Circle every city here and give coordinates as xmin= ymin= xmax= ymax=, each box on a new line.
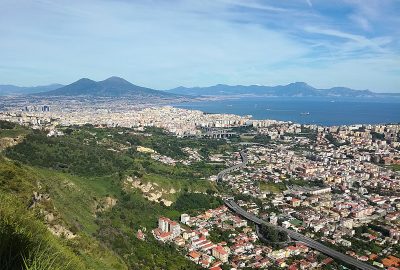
xmin=1 ymin=102 xmax=398 ymax=269
xmin=1 ymin=1 xmax=400 ymax=270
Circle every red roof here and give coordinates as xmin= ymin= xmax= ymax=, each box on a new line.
xmin=188 ymin=251 xmax=201 ymax=259
xmin=214 ymin=245 xmax=228 ymax=255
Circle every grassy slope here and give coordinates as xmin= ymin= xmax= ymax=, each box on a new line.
xmin=0 ymin=156 xmax=127 ymax=269
xmin=0 ymin=192 xmax=85 ymax=270
xmin=1 ymin=125 xmax=226 ymax=269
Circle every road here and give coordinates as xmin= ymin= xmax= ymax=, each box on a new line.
xmin=218 ymin=146 xmax=379 ymax=270
xmin=217 ymin=150 xmax=248 ymax=182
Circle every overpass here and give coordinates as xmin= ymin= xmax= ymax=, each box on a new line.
xmin=225 ymin=199 xmax=379 ymax=270
xmin=217 ymin=150 xmax=248 ymax=182
xmin=218 ymin=145 xmax=379 ymax=270
xmin=202 ymin=127 xmax=236 ymax=138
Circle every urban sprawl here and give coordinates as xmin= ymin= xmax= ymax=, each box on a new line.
xmin=1 ymin=103 xmax=399 ymax=270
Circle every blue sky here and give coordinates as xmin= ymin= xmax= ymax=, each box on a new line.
xmin=0 ymin=0 xmax=399 ymax=92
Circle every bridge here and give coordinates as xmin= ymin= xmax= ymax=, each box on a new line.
xmin=218 ymin=146 xmax=379 ymax=270
xmin=202 ymin=127 xmax=236 ymax=138
xmin=217 ymin=150 xmax=248 ymax=182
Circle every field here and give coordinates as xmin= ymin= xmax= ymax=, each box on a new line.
xmin=259 ymin=181 xmax=287 ymax=193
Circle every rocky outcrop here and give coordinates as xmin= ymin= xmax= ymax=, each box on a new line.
xmin=125 ymin=177 xmax=174 ymax=206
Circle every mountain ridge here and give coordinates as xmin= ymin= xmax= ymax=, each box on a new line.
xmin=34 ymin=76 xmax=178 ymax=98
xmin=2 ymin=79 xmax=399 ymax=98
xmin=167 ymin=82 xmax=392 ymax=97
xmin=0 ymin=83 xmax=64 ymax=96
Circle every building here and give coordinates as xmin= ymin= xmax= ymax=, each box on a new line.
xmin=212 ymin=245 xmax=229 ymax=263
xmin=157 ymin=216 xmax=181 ymax=238
xmin=181 ymin=213 xmax=190 ymax=224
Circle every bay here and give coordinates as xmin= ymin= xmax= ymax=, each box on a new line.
xmin=172 ymin=97 xmax=400 ymax=126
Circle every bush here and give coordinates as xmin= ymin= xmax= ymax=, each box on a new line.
xmin=0 ymin=120 xmax=16 ymax=130
xmin=173 ymin=193 xmax=222 ymax=212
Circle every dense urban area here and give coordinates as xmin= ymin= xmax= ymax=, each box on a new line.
xmin=0 ymin=102 xmax=399 ymax=270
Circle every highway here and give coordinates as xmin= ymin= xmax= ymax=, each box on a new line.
xmin=218 ymin=146 xmax=379 ymax=270
xmin=217 ymin=150 xmax=248 ymax=182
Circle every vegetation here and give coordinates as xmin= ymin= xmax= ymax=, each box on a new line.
xmin=325 ymin=133 xmax=349 ymax=147
xmin=0 ymin=120 xmax=16 ymax=129
xmin=5 ymin=131 xmax=133 ymax=176
xmin=371 ymin=132 xmax=385 ymax=141
xmin=258 ymin=224 xmax=288 ymax=244
xmin=0 ymin=123 xmax=231 ymax=269
xmin=251 ymin=134 xmax=271 ymax=144
xmin=389 ymin=164 xmax=400 ymax=171
xmin=208 ymin=227 xmax=235 ymax=245
xmin=259 ymin=181 xmax=286 ymax=193
xmin=0 ymin=192 xmax=84 ymax=270
xmin=0 ymin=120 xmax=30 ymax=139
xmin=173 ymin=192 xmax=222 ymax=213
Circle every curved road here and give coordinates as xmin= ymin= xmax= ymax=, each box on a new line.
xmin=217 ymin=150 xmax=248 ymax=182
xmin=219 ymin=147 xmax=379 ymax=270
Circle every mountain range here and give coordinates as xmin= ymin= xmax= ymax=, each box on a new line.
xmin=0 ymin=83 xmax=64 ymax=95
xmin=168 ymin=82 xmax=398 ymax=97
xmin=1 ymin=78 xmax=398 ymax=98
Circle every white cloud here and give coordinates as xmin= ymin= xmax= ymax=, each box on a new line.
xmin=0 ymin=0 xmax=398 ymax=92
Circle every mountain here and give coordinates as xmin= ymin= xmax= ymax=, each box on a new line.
xmin=36 ymin=76 xmax=178 ymax=98
xmin=168 ymin=82 xmax=391 ymax=98
xmin=0 ymin=84 xmax=63 ymax=96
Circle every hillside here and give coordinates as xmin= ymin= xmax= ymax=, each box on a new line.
xmin=0 ymin=84 xmax=63 ymax=96
xmin=168 ymin=82 xmax=395 ymax=98
xmin=35 ymin=76 xmax=179 ymax=98
xmin=0 ymin=122 xmax=228 ymax=270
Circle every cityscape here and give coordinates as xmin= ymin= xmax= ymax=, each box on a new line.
xmin=0 ymin=99 xmax=399 ymax=269
xmin=0 ymin=1 xmax=400 ymax=270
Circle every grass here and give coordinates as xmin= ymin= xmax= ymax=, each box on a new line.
xmin=0 ymin=125 xmax=30 ymax=139
xmin=143 ymin=172 xmax=213 ymax=191
xmin=0 ymin=156 xmax=127 ymax=270
xmin=37 ymin=169 xmax=120 ymax=235
xmin=239 ymin=135 xmax=255 ymax=142
xmin=0 ymin=155 xmax=203 ymax=269
xmin=389 ymin=164 xmax=400 ymax=171
xmin=0 ymin=192 xmax=85 ymax=270
xmin=259 ymin=181 xmax=287 ymax=193
xmin=0 ymin=124 xmax=228 ymax=269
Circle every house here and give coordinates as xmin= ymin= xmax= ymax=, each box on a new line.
xmin=152 ymin=228 xmax=173 ymax=242
xmin=136 ymin=229 xmax=145 ymax=241
xmin=382 ymin=256 xmax=400 ymax=268
xmin=291 ymin=198 xmax=301 ymax=207
xmin=188 ymin=251 xmax=201 ymax=263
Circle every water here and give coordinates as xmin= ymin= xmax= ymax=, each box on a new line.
xmin=172 ymin=97 xmax=400 ymax=126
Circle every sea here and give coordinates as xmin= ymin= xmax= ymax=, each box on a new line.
xmin=172 ymin=97 xmax=400 ymax=126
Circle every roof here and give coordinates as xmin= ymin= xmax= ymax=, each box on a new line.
xmin=382 ymin=256 xmax=400 ymax=267
xmin=188 ymin=251 xmax=201 ymax=259
xmin=213 ymin=245 xmax=228 ymax=255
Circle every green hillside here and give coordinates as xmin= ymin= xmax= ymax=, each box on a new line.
xmin=0 ymin=124 xmax=226 ymax=269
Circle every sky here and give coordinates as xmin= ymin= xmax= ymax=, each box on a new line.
xmin=0 ymin=0 xmax=399 ymax=92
